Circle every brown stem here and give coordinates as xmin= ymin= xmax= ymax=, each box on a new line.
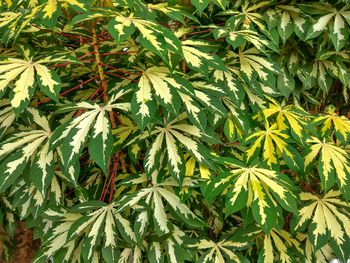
xmin=31 ymin=76 xmax=100 ymax=106
xmin=92 ymin=27 xmax=117 ymax=128
xmin=101 ymin=63 xmax=140 ymax=75
xmin=100 ymin=51 xmax=138 ymax=56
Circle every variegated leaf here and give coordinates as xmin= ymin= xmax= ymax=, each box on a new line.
xmin=187 ymin=238 xmax=248 ymax=263
xmin=296 ymin=190 xmax=350 ymax=259
xmin=0 ymin=104 xmax=15 ymax=139
xmin=206 ymin=160 xmax=297 ymax=232
xmin=0 ymin=58 xmax=61 ymax=113
xmin=182 ymin=40 xmax=225 ymax=74
xmin=305 ymin=137 xmax=350 ymax=199
xmin=51 ymin=96 xmax=129 ymax=173
xmin=259 ymin=96 xmax=308 ymax=141
xmin=245 ymin=122 xmax=303 ymax=172
xmin=314 ymin=106 xmax=350 ymax=144
xmin=109 ymin=16 xmax=182 ymax=62
xmin=0 ymin=109 xmax=52 ymax=193
xmin=139 ymin=114 xmax=212 ymax=182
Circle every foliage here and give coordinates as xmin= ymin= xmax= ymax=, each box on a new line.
xmin=0 ymin=0 xmax=350 ymax=262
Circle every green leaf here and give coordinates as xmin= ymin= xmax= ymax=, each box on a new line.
xmin=88 ymin=110 xmax=113 ymax=174
xmin=278 ymin=11 xmax=294 ymax=43
xmin=191 ymin=0 xmax=211 ymax=14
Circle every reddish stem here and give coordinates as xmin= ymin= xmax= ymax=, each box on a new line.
xmin=187 ymin=28 xmax=212 ymax=36
xmin=31 ymin=76 xmax=99 ymax=106
xmin=100 ymin=63 xmax=140 ymax=75
xmin=88 ymin=86 xmax=103 ymax=100
xmin=60 ymin=76 xmax=100 ymax=96
xmin=100 ymin=158 xmax=112 ymax=201
xmin=105 ymin=71 xmax=138 ymax=82
xmin=100 ymin=51 xmax=138 ymax=56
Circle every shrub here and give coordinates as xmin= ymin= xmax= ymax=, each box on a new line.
xmin=0 ymin=0 xmax=350 ymax=262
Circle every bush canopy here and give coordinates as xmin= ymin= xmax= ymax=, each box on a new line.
xmin=0 ymin=0 xmax=350 ymax=262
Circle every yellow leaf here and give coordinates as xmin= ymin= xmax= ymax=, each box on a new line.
xmin=12 ymin=65 xmax=35 ymax=107
xmin=42 ymin=0 xmax=57 ymax=19
xmin=35 ymin=64 xmax=59 ymax=94
xmin=185 ymin=157 xmax=196 ymax=176
xmin=199 ymin=165 xmax=210 ymax=179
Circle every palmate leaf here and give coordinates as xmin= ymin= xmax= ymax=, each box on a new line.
xmin=186 ymin=238 xmax=248 ymax=263
xmin=181 ymin=40 xmax=225 ymax=75
xmin=33 ymin=211 xmax=81 ymax=263
xmin=68 ymin=203 xmax=135 ymax=262
xmin=41 ymin=0 xmax=85 ymax=21
xmin=0 ymin=7 xmax=42 ymax=42
xmin=313 ymin=106 xmax=350 ymax=144
xmin=205 ymin=158 xmax=297 ymax=233
xmin=0 ymin=108 xmax=53 ymax=195
xmin=9 ymin=174 xmax=64 ymax=219
xmin=128 ymin=113 xmax=213 ymax=182
xmin=112 ymin=115 xmax=138 ymax=145
xmin=35 ymin=203 xmax=134 ymax=263
xmin=0 ymin=57 xmax=61 ymax=113
xmin=0 ymin=0 xmax=85 ymax=39
xmin=214 ymin=27 xmax=270 ymax=52
xmin=9 ymin=182 xmax=45 ymax=219
xmin=116 ymin=172 xmax=204 ymax=238
xmin=260 ymin=229 xmax=304 ymax=263
xmin=147 ymin=226 xmax=191 ymax=263
xmin=219 ymin=1 xmax=270 ymax=33
xmin=257 ymin=96 xmax=308 ymax=142
xmin=148 ymin=3 xmax=199 ymax=24
xmin=233 ymin=225 xmax=304 ymax=263
xmin=131 ymin=66 xmax=207 ymax=130
xmin=298 ymin=233 xmax=335 ymax=263
xmin=276 ymin=5 xmax=310 ymax=42
xmin=305 ymin=137 xmax=350 ymax=199
xmin=245 ymin=122 xmax=304 ymax=172
xmin=305 ymin=4 xmax=350 ymax=51
xmin=213 ymin=66 xmax=245 ymax=104
xmin=215 ymin=51 xmax=277 ymax=107
xmin=108 ymin=15 xmax=182 ymax=62
xmin=132 ymin=66 xmax=179 ymax=129
xmin=309 ymin=60 xmax=334 ymax=93
xmin=222 ymin=47 xmax=276 ymax=83
xmin=3 ymin=1 xmax=350 ymax=262
xmin=50 ymin=89 xmax=130 ymax=174
xmin=191 ymin=81 xmax=228 ymax=117
xmin=295 ymin=191 xmax=350 ymax=260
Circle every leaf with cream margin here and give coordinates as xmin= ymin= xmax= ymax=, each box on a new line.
xmin=0 ymin=57 xmax=62 ymax=113
xmin=128 ymin=113 xmax=213 ymax=182
xmin=205 ymin=159 xmax=297 ymax=233
xmin=305 ymin=137 xmax=350 ymax=199
xmin=50 ymin=90 xmax=130 ymax=173
xmin=187 ymin=238 xmax=248 ymax=262
xmin=117 ymin=172 xmax=204 ymax=236
xmin=0 ymin=108 xmax=53 ymax=194
xmin=305 ymin=5 xmax=350 ymax=51
xmin=295 ymin=190 xmax=350 ymax=260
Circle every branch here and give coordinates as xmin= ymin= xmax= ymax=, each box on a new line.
xmin=92 ymin=27 xmax=117 ymax=128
